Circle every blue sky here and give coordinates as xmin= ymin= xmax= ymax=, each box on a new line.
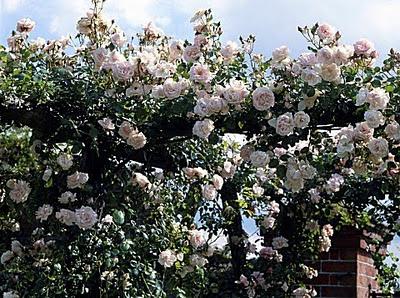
xmin=1 ymin=0 xmax=399 ymax=262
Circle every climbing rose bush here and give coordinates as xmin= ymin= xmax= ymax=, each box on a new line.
xmin=1 ymin=0 xmax=400 ymax=296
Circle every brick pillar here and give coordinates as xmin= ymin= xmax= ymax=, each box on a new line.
xmin=309 ymin=227 xmax=379 ymax=297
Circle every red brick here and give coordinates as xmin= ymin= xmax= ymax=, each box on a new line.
xmin=357 ymin=263 xmax=376 ymax=277
xmin=320 ymin=286 xmax=355 ymax=297
xmin=329 ymin=273 xmax=356 ymax=286
xmin=340 ymin=249 xmax=356 ymax=260
xmin=329 ymin=249 xmax=339 ymax=260
xmin=321 ymin=261 xmax=355 ymax=273
xmin=309 ymin=273 xmax=330 ymax=285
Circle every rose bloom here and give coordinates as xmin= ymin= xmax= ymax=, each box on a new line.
xmin=127 ymin=132 xmax=147 ymax=149
xmin=16 ymin=18 xmax=36 ymax=33
xmin=118 ymin=121 xmax=136 ymax=139
xmin=301 ymin=68 xmax=321 ymax=86
xmin=355 ymin=87 xmax=369 ymax=106
xmin=319 ymin=236 xmax=332 ymax=252
xmin=259 ymin=246 xmax=277 ymax=259
xmin=75 ymin=206 xmax=98 ymax=229
xmin=316 ymin=46 xmax=334 ymax=64
xmin=56 ymin=209 xmax=76 ymax=226
xmin=163 ymin=78 xmax=182 ymax=99
xmin=353 ymin=122 xmax=373 ymax=142
xmin=261 ymin=216 xmax=276 ymax=229
xmin=221 ymin=41 xmax=239 ymax=61
xmin=158 ymin=249 xmax=177 ymax=267
xmin=385 ymin=121 xmax=400 ymax=141
xmin=272 ymin=236 xmax=289 ymax=249
xmin=320 ymin=63 xmax=340 ymax=82
xmin=183 ymin=45 xmax=201 ymax=63
xmin=252 ymin=183 xmax=264 ymax=197
xmin=58 ymin=191 xmax=77 ymax=204
xmin=322 ymin=224 xmax=334 ymax=237
xmin=272 ymin=45 xmax=289 ymax=62
xmin=298 ymin=52 xmax=317 ymax=67
xmin=220 ymin=161 xmax=237 ymax=179
xmin=212 ymin=174 xmax=224 ymax=190
xmin=250 ymin=151 xmax=269 ymax=168
xmin=11 ymin=240 xmax=23 ymax=257
xmin=189 ymin=254 xmax=208 ymax=267
xmin=333 ymin=45 xmax=354 ymax=65
xmin=189 ymin=229 xmax=207 ymax=248
xmin=57 ymin=153 xmax=73 ymax=170
xmin=1 ymin=250 xmax=14 ymax=265
xmin=192 ymin=119 xmax=215 ymax=140
xmin=317 ymin=23 xmax=336 ymax=40
xmin=325 ymin=173 xmax=344 ymax=193
xmin=103 ymin=50 xmax=126 ymax=70
xmin=151 ymin=85 xmax=165 ymax=99
xmin=223 ymin=79 xmax=249 ymax=105
xmin=240 ymin=144 xmax=255 ymax=161
xmin=169 ymin=40 xmax=184 ymax=61
xmin=183 ymin=167 xmax=208 ymax=179
xmin=294 ymin=111 xmax=310 ymax=128
xmin=35 ymin=204 xmax=53 ymax=222
xmin=143 ymin=21 xmax=164 ymax=40
xmin=252 ymin=87 xmax=275 ymax=111
xmin=67 ymin=172 xmax=89 ymax=189
xmin=131 ymin=172 xmax=151 ymax=189
xmin=110 ymin=31 xmax=126 ymax=48
xmin=194 ymin=34 xmax=209 ymax=47
xmin=92 ymin=48 xmax=108 ymax=68
xmin=368 ymin=137 xmax=389 ymax=158
xmin=8 ymin=180 xmax=31 ymax=203
xmin=112 ymin=61 xmax=135 ymax=81
xmin=272 ymin=113 xmax=295 ymax=136
xmin=76 ymin=17 xmax=92 ymax=35
xmin=189 ymin=63 xmax=212 ymax=83
xmin=364 ymin=110 xmax=385 ymax=128
xmin=366 ymin=88 xmax=389 ymax=110
xmin=98 ymin=117 xmax=115 ymax=130
xmin=353 ymin=38 xmax=375 ymax=57
xmin=202 ymin=184 xmax=217 ymax=200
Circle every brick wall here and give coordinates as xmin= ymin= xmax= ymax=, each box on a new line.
xmin=309 ymin=227 xmax=379 ymax=298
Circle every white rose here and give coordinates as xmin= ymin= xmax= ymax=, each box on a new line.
xmin=57 ymin=153 xmax=73 ymax=170
xmin=354 ymin=38 xmax=375 ymax=57
xmin=127 ymin=132 xmax=147 ymax=149
xmin=35 ymin=204 xmax=53 ymax=222
xmin=221 ymin=41 xmax=239 ymax=61
xmin=316 ymin=46 xmax=334 ymax=64
xmin=67 ymin=172 xmax=89 ymax=189
xmin=355 ymin=87 xmax=369 ymax=106
xmin=220 ymin=161 xmax=236 ymax=179
xmin=193 ymin=119 xmax=215 ymax=140
xmin=202 ymin=184 xmax=217 ymax=200
xmin=16 ymin=18 xmax=36 ymax=33
xmin=151 ymin=85 xmax=165 ymax=99
xmin=333 ymin=45 xmax=354 ymax=65
xmin=131 ymin=172 xmax=151 ymax=189
xmin=250 ymin=151 xmax=269 ymax=168
xmin=74 ymin=206 xmax=98 ymax=229
xmin=252 ymin=87 xmax=275 ymax=111
xmin=118 ymin=121 xmax=135 ymax=139
xmin=272 ymin=236 xmax=289 ymax=249
xmin=366 ymin=88 xmax=389 ymax=110
xmin=364 ymin=110 xmax=385 ymax=128
xmin=270 ymin=113 xmax=295 ymax=136
xmin=56 ymin=209 xmax=76 ymax=226
xmin=189 ymin=229 xmax=207 ymax=248
xmin=223 ymin=79 xmax=249 ymax=104
xmin=58 ymin=191 xmax=77 ymax=204
xmin=294 ymin=111 xmax=310 ymax=128
xmin=1 ymin=250 xmax=14 ymax=264
xmin=183 ymin=45 xmax=201 ymax=63
xmin=320 ymin=63 xmax=340 ymax=82
xmin=163 ymin=78 xmax=182 ymax=99
xmin=111 ymin=61 xmax=135 ymax=81
xmin=368 ymin=137 xmax=389 ymax=158
xmin=92 ymin=48 xmax=108 ymax=68
xmin=212 ymin=174 xmax=224 ymax=190
xmin=301 ymin=68 xmax=321 ymax=86
xmin=272 ymin=45 xmax=289 ymax=62
xmin=76 ymin=17 xmax=91 ymax=35
xmin=110 ymin=31 xmax=126 ymax=48
xmin=169 ymin=40 xmax=184 ymax=61
xmin=317 ymin=23 xmax=336 ymax=40
xmin=189 ymin=63 xmax=212 ymax=83
xmin=11 ymin=240 xmax=23 ymax=256
xmin=385 ymin=121 xmax=400 ymax=141
xmin=8 ymin=180 xmax=31 ymax=203
xmin=298 ymin=52 xmax=317 ymax=67
xmin=353 ymin=122 xmax=373 ymax=142
xmin=98 ymin=117 xmax=115 ymax=130
xmin=158 ymin=249 xmax=177 ymax=267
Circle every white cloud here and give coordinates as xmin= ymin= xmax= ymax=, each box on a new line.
xmin=1 ymin=0 xmax=26 ymax=13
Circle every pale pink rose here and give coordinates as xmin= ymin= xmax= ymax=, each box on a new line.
xmin=151 ymin=85 xmax=165 ymax=99
xmin=321 ymin=224 xmax=334 ymax=237
xmin=92 ymin=48 xmax=108 ymax=68
xmin=76 ymin=17 xmax=92 ymax=35
xmin=8 ymin=180 xmax=31 ymax=203
xmin=127 ymin=132 xmax=147 ymax=149
xmin=298 ymin=52 xmax=317 ymax=67
xmin=110 ymin=31 xmax=126 ymax=48
xmin=98 ymin=117 xmax=115 ymax=130
xmin=320 ymin=63 xmax=340 ymax=82
xmin=189 ymin=63 xmax=212 ymax=83
xmin=333 ymin=45 xmax=354 ymax=65
xmin=385 ymin=121 xmax=400 ymax=141
xmin=143 ymin=22 xmax=163 ymax=40
xmin=35 ymin=204 xmax=53 ymax=222
xmin=301 ymin=68 xmax=321 ymax=86
xmin=325 ymin=173 xmax=344 ymax=193
xmin=259 ymin=246 xmax=277 ymax=259
xmin=75 ymin=206 xmax=98 ymax=229
xmin=212 ymin=174 xmax=224 ymax=190
xmin=194 ymin=34 xmax=208 ymax=47
xmin=189 ymin=229 xmax=207 ymax=248
xmin=294 ymin=111 xmax=310 ymax=128
xmin=183 ymin=167 xmax=208 ymax=179
xmin=319 ymin=236 xmax=332 ymax=252
xmin=355 ymin=87 xmax=369 ymax=106
xmin=252 ymin=87 xmax=275 ymax=111
xmin=366 ymin=88 xmax=389 ymax=110
xmin=237 ymin=274 xmax=249 ymax=287
xmin=364 ymin=110 xmax=385 ymax=128
xmin=103 ymin=50 xmax=126 ymax=70
xmin=126 ymin=82 xmax=149 ymax=97
xmin=202 ymin=184 xmax=217 ymax=200
xmin=272 ymin=45 xmax=289 ymax=62
xmin=57 ymin=153 xmax=73 ymax=170
xmin=317 ymin=23 xmax=336 ymax=40
xmin=58 ymin=191 xmax=77 ymax=204
xmin=169 ymin=40 xmax=184 ymax=61
xmin=11 ymin=240 xmax=23 ymax=256
xmin=354 ymin=122 xmax=373 ymax=142
xmin=316 ymin=46 xmax=334 ymax=64
xmin=118 ymin=121 xmax=137 ymax=139
xmin=353 ymin=38 xmax=375 ymax=57
xmin=112 ymin=61 xmax=135 ymax=81
xmin=7 ymin=34 xmax=24 ymax=52
xmin=67 ymin=172 xmax=89 ymax=189
xmin=158 ymin=249 xmax=177 ymax=267
xmin=368 ymin=137 xmax=389 ymax=158
xmin=192 ymin=119 xmax=215 ymax=139
xmin=150 ymin=61 xmax=177 ymax=78
xmin=261 ymin=216 xmax=275 ymax=229
xmin=272 ymin=236 xmax=289 ymax=249
xmin=220 ymin=161 xmax=236 ymax=179
xmin=269 ymin=113 xmax=295 ymax=136
xmin=221 ymin=41 xmax=239 ymax=61
xmin=250 ymin=151 xmax=269 ymax=168
xmin=56 ymin=209 xmax=76 ymax=226
xmin=223 ymin=79 xmax=249 ymax=104
xmin=189 ymin=254 xmax=208 ymax=267
xmin=183 ymin=45 xmax=201 ymax=63
xmin=163 ymin=78 xmax=182 ymax=99
xmin=273 ymin=147 xmax=287 ymax=157
xmin=131 ymin=172 xmax=151 ymax=189
xmin=16 ymin=18 xmax=36 ymax=33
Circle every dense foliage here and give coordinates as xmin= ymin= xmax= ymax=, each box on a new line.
xmin=1 ymin=1 xmax=400 ymax=297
